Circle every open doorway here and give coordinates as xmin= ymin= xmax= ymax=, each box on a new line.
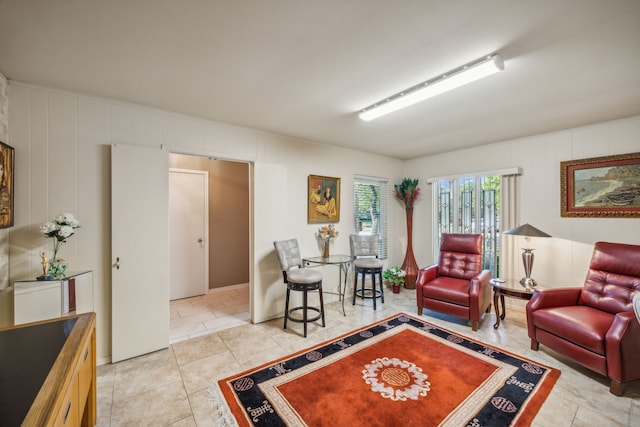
xmin=167 ymin=153 xmax=251 ymax=342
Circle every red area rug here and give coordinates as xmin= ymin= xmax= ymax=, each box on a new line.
xmin=215 ymin=313 xmax=559 ymax=426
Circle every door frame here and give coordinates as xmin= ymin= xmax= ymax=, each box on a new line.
xmin=168 ymin=151 xmax=253 ymax=317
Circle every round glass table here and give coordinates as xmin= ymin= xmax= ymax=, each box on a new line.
xmin=303 ymin=255 xmax=352 ymax=316
xmin=489 ymin=278 xmax=537 ymax=329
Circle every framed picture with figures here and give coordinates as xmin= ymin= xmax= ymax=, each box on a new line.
xmin=308 ymin=175 xmax=340 ymax=224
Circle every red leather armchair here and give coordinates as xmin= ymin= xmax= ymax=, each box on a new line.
xmin=416 ymin=233 xmax=492 ymax=331
xmin=526 ymin=241 xmax=640 ymax=395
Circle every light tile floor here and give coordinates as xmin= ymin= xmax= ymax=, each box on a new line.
xmin=97 ymin=285 xmax=640 ymax=426
xmin=169 ymin=284 xmax=250 ymax=344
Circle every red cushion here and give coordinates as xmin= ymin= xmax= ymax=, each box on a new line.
xmin=531 ymin=305 xmax=614 ymax=355
xmin=579 ymin=241 xmax=640 ymax=314
xmin=422 ymin=276 xmax=470 ymax=307
xmin=438 ymin=252 xmax=482 ymax=280
xmin=437 ymin=234 xmax=483 ymax=280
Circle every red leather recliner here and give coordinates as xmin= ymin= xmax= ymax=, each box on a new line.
xmin=416 ymin=233 xmax=492 ymax=331
xmin=526 ymin=241 xmax=640 ymax=395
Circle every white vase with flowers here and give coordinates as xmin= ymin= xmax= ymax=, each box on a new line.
xmin=40 ymin=213 xmax=80 ymax=279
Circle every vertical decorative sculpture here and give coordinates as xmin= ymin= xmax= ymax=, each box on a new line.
xmin=37 ymin=251 xmax=53 ymax=281
xmin=394 ymin=178 xmax=421 ymax=289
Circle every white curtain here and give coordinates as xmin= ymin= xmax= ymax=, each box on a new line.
xmin=500 ymin=173 xmax=520 ymax=279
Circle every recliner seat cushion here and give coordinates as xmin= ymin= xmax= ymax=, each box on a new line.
xmin=531 ymin=305 xmax=614 ymax=355
xmin=421 ymin=277 xmax=470 ymax=307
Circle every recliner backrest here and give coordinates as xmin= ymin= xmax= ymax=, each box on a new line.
xmin=579 ymin=241 xmax=640 ymax=314
xmin=437 ymin=233 xmax=483 ymax=280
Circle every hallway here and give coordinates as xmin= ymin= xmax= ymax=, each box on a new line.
xmin=169 ymin=284 xmax=250 ymax=344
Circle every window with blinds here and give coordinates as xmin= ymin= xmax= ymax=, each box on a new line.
xmin=353 ymin=175 xmax=388 ymax=258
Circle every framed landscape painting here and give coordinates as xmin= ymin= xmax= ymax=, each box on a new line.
xmin=308 ymin=175 xmax=340 ymax=223
xmin=560 ymin=152 xmax=640 ymax=218
xmin=0 ymin=142 xmax=14 ymax=228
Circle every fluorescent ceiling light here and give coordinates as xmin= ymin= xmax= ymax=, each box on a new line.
xmin=359 ymin=54 xmax=505 ymax=121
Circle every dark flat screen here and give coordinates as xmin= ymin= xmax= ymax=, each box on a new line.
xmin=0 ymin=318 xmax=77 ymax=426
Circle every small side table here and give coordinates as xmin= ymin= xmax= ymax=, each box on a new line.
xmin=489 ymin=278 xmax=536 ymax=329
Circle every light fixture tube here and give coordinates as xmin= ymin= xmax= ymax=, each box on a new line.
xmin=359 ymin=54 xmax=504 ymax=121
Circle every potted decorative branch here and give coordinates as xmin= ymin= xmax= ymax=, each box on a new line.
xmin=394 ymin=178 xmax=420 ymax=289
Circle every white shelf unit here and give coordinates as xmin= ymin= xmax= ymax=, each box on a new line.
xmin=13 ymin=271 xmax=93 ymax=325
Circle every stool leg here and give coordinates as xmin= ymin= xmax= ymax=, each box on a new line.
xmin=319 ymin=286 xmax=325 ymax=327
xmin=379 ymin=271 xmax=384 ymax=303
xmin=352 ymin=269 xmax=358 ymax=305
xmin=284 ymin=287 xmax=290 ymax=330
xmin=371 ymin=271 xmax=377 ymax=310
xmin=303 ymin=289 xmax=308 ymax=338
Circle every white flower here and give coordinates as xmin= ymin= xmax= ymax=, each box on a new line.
xmin=58 ymin=225 xmax=75 ymax=239
xmin=41 ymin=213 xmax=81 ymax=246
xmin=56 ymin=213 xmax=80 ymax=227
xmin=383 ymin=266 xmax=406 ymax=285
xmin=40 ymin=221 xmax=58 ymax=235
xmin=40 ymin=213 xmax=81 ymax=278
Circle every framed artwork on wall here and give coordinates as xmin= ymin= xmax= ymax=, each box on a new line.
xmin=560 ymin=152 xmax=640 ymax=218
xmin=308 ymin=175 xmax=340 ymax=223
xmin=0 ymin=141 xmax=14 ymax=228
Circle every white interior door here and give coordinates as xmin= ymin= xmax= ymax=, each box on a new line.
xmin=111 ymin=144 xmax=169 ymax=362
xmin=252 ymin=162 xmax=288 ymax=323
xmin=169 ymin=168 xmax=209 ymax=300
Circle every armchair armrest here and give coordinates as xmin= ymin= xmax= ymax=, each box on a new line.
xmin=606 ymin=311 xmax=640 ymax=383
xmin=527 ymin=287 xmax=582 ymax=311
xmin=416 ymin=264 xmax=437 ymax=287
xmin=469 ymin=269 xmax=492 ymax=320
xmin=470 ymin=270 xmax=491 ymax=291
xmin=526 ymin=287 xmax=582 ymax=339
xmin=416 ymin=264 xmax=437 ymax=306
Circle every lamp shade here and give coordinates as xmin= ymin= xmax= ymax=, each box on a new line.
xmin=502 ymin=223 xmax=551 ymax=238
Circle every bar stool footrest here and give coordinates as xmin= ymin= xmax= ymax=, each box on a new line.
xmin=286 ymin=306 xmax=323 ymax=323
xmin=354 ymin=288 xmax=383 ymax=299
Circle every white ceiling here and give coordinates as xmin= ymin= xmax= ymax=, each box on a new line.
xmin=1 ymin=1 xmax=639 ymax=160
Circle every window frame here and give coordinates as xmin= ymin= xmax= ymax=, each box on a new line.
xmin=353 ymin=175 xmax=388 ymax=259
xmin=428 ymin=167 xmax=521 ymax=276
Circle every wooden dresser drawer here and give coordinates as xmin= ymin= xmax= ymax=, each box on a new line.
xmin=78 ymin=337 xmax=93 ymax=405
xmin=54 ymin=373 xmax=79 ymax=426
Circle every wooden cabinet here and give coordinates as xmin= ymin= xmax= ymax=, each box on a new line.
xmin=0 ymin=313 xmax=96 ymax=426
xmin=54 ymin=373 xmax=79 ymax=426
xmin=14 ymin=271 xmax=93 ymax=325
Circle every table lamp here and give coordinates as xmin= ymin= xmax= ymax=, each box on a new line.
xmin=503 ymin=223 xmax=551 ymax=289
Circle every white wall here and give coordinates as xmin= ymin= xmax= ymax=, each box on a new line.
xmin=7 ymin=79 xmax=639 ymax=361
xmin=6 ymin=82 xmax=405 ymax=363
xmin=405 ymin=115 xmax=640 ymax=295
